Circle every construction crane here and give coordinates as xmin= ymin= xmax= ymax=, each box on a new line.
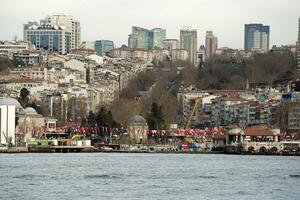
xmin=185 ymin=97 xmax=202 ymax=129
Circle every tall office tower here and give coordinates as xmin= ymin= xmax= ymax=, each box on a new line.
xmin=94 ymin=40 xmax=114 ymax=56
xmin=180 ymin=28 xmax=197 ymax=66
xmin=297 ymin=18 xmax=300 ymax=70
xmin=24 ymin=23 xmax=71 ymax=54
xmin=244 ymin=23 xmax=270 ymax=52
xmin=128 ymin=26 xmax=153 ymax=50
xmin=163 ymin=39 xmax=179 ymax=53
xmin=205 ymin=31 xmax=218 ymax=60
xmin=128 ymin=26 xmax=166 ymax=50
xmin=41 ymin=15 xmax=81 ymax=49
xmin=151 ymin=28 xmax=166 ymax=49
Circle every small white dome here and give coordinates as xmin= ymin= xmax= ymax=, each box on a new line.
xmin=24 ymin=107 xmax=37 ymax=114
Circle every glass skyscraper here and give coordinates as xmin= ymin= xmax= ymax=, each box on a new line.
xmin=180 ymin=28 xmax=197 ymax=66
xmin=94 ymin=40 xmax=114 ymax=56
xmin=128 ymin=26 xmax=165 ymax=50
xmin=244 ymin=24 xmax=270 ymax=52
xmin=151 ymin=28 xmax=166 ymax=49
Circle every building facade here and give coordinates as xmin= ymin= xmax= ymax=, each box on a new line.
xmin=163 ymin=39 xmax=179 ymax=54
xmin=128 ymin=26 xmax=153 ymax=50
xmin=128 ymin=26 xmax=166 ymax=50
xmin=205 ymin=31 xmax=218 ymax=60
xmin=244 ymin=24 xmax=270 ymax=52
xmin=24 ymin=23 xmax=71 ymax=54
xmin=95 ymin=40 xmax=114 ymax=56
xmin=152 ymin=28 xmax=166 ymax=49
xmin=13 ymin=51 xmax=42 ymax=65
xmin=180 ymin=28 xmax=197 ymax=66
xmin=41 ymin=15 xmax=81 ymax=49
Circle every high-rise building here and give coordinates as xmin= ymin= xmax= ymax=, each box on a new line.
xmin=128 ymin=26 xmax=166 ymax=50
xmin=95 ymin=40 xmax=114 ymax=56
xmin=152 ymin=28 xmax=166 ymax=49
xmin=82 ymin=41 xmax=95 ymax=50
xmin=24 ymin=23 xmax=71 ymax=54
xmin=40 ymin=15 xmax=81 ymax=49
xmin=244 ymin=23 xmax=270 ymax=52
xmin=205 ymin=31 xmax=218 ymax=60
xmin=297 ymin=18 xmax=300 ymax=70
xmin=180 ymin=28 xmax=197 ymax=66
xmin=163 ymin=39 xmax=179 ymax=54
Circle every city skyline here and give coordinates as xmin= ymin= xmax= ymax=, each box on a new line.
xmin=1 ymin=0 xmax=300 ymax=49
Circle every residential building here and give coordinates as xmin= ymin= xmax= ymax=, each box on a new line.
xmin=95 ymin=40 xmax=114 ymax=56
xmin=288 ymin=104 xmax=300 ymax=131
xmin=244 ymin=23 xmax=270 ymax=52
xmin=13 ymin=51 xmax=42 ymax=65
xmin=24 ymin=23 xmax=71 ymax=54
xmin=152 ymin=28 xmax=166 ymax=49
xmin=163 ymin=39 xmax=179 ymax=54
xmin=40 ymin=15 xmax=81 ymax=49
xmin=180 ymin=28 xmax=197 ymax=66
xmin=0 ymin=41 xmax=29 ymax=56
xmin=205 ymin=31 xmax=218 ymax=60
xmin=41 ymin=91 xmax=68 ymax=125
xmin=171 ymin=49 xmax=188 ymax=62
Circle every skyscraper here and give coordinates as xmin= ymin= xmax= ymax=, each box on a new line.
xmin=128 ymin=26 xmax=153 ymax=50
xmin=128 ymin=26 xmax=166 ymax=50
xmin=297 ymin=18 xmax=300 ymax=70
xmin=152 ymin=28 xmax=166 ymax=49
xmin=40 ymin=15 xmax=81 ymax=49
xmin=244 ymin=23 xmax=270 ymax=52
xmin=24 ymin=23 xmax=71 ymax=54
xmin=95 ymin=40 xmax=114 ymax=56
xmin=205 ymin=31 xmax=218 ymax=60
xmin=180 ymin=28 xmax=197 ymax=66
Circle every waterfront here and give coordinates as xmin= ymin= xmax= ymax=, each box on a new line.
xmin=0 ymin=154 xmax=299 ymax=200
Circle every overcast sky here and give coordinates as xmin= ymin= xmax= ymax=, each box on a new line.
xmin=1 ymin=0 xmax=299 ymax=48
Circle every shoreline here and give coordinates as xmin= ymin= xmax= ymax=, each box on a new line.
xmin=0 ymin=147 xmax=299 ymax=156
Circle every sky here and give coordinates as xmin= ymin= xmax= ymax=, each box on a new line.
xmin=1 ymin=0 xmax=299 ymax=48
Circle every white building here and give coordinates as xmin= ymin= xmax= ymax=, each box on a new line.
xmin=171 ymin=49 xmax=189 ymax=61
xmin=0 ymin=98 xmax=22 ymax=145
xmin=41 ymin=15 xmax=81 ymax=49
xmin=163 ymin=39 xmax=179 ymax=54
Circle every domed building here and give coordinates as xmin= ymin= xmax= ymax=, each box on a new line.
xmin=17 ymin=107 xmax=45 ymax=143
xmin=128 ymin=115 xmax=148 ymax=144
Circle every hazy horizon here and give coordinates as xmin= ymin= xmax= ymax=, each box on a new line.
xmin=1 ymin=0 xmax=299 ymax=48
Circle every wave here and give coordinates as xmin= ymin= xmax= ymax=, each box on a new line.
xmin=12 ymin=174 xmax=47 ymax=179
xmin=84 ymin=174 xmax=121 ymax=179
xmin=197 ymin=175 xmax=217 ymax=179
xmin=289 ymin=174 xmax=300 ymax=178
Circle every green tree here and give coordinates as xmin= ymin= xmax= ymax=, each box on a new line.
xmin=18 ymin=88 xmax=30 ymax=108
xmin=147 ymin=102 xmax=165 ymax=130
xmin=87 ymin=111 xmax=96 ymax=126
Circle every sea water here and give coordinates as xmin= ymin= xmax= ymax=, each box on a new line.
xmin=0 ymin=153 xmax=299 ymax=200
